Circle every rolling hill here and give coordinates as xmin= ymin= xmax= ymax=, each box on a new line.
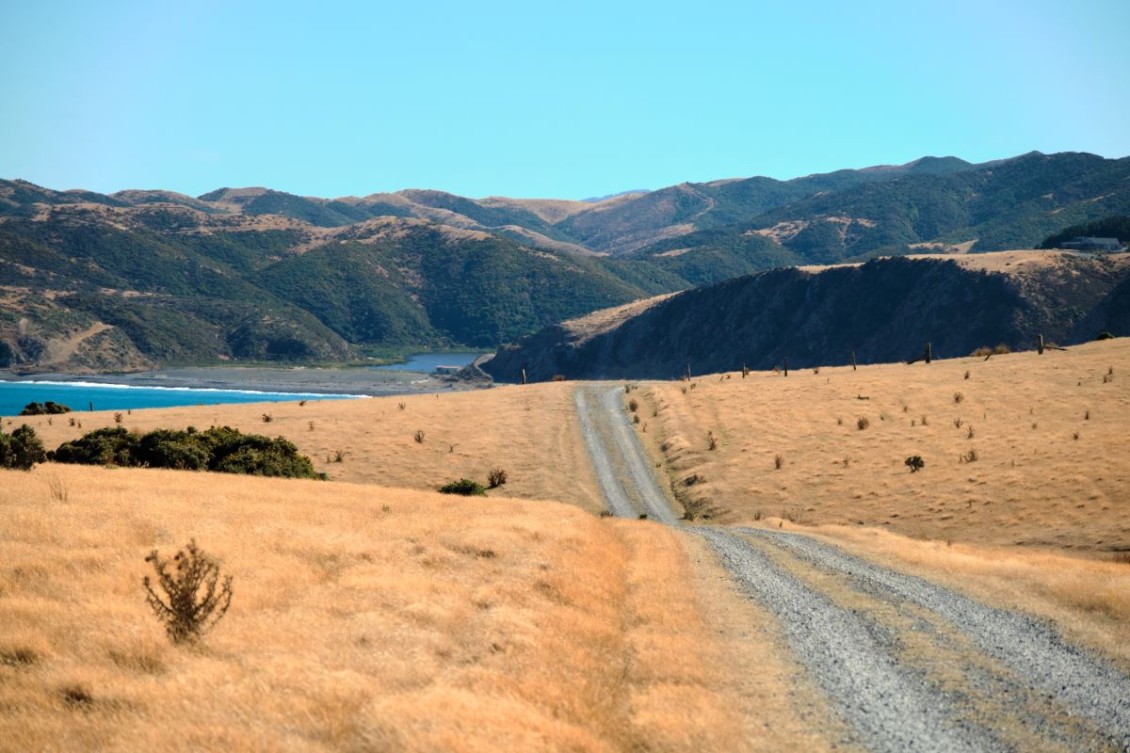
xmin=2 ymin=150 xmax=1128 ymax=373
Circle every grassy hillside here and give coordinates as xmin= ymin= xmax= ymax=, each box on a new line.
xmin=3 ymin=341 xmax=1129 ymax=749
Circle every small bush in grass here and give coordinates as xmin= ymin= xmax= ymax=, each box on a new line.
xmin=774 ymin=454 xmax=784 ymax=470
xmin=487 ymin=467 xmax=507 ymax=488
xmin=961 ymin=449 xmax=979 ymax=463
xmin=707 ymin=431 xmax=718 ymax=450
xmin=905 ymin=455 xmax=925 ymax=472
xmin=143 ymin=539 xmax=233 ymax=645
xmin=628 ymin=398 xmax=639 ymax=413
xmin=413 ymin=429 xmax=425 ymax=444
xmin=856 ymin=416 xmax=870 ymax=431
xmin=439 ymin=478 xmax=486 ymax=496
xmin=953 ymin=392 xmax=964 ymax=404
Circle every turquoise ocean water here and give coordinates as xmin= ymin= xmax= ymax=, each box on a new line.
xmin=0 ymin=381 xmax=359 ymax=417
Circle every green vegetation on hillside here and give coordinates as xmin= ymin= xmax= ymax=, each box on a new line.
xmin=1040 ymin=216 xmax=1130 ymax=249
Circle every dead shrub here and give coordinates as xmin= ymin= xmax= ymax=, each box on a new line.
xmin=143 ymin=540 xmax=233 ymax=645
xmin=487 ymin=467 xmax=508 ymax=488
xmin=413 ymin=430 xmax=425 ymax=444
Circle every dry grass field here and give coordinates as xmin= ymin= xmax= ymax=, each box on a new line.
xmin=635 ymin=338 xmax=1130 ymax=557
xmin=19 ymin=382 xmax=607 ymax=514
xmin=0 ymin=466 xmax=763 ymax=752
xmin=4 ymin=337 xmax=1130 ymax=749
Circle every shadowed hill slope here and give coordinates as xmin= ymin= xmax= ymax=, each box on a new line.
xmin=483 ymin=252 xmax=1130 ymax=382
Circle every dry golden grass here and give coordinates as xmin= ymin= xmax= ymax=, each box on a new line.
xmin=637 ymin=338 xmax=1130 ymax=558
xmin=21 ymin=382 xmax=607 ymax=514
xmin=0 ymin=464 xmax=755 ymax=752
xmin=8 ymin=337 xmax=1130 ymax=748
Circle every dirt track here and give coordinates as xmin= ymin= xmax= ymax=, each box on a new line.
xmin=574 ymin=383 xmax=1130 ymax=752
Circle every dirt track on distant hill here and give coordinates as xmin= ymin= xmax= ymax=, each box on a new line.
xmin=574 ymin=383 xmax=1130 ymax=752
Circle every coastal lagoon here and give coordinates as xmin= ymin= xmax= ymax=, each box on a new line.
xmin=373 ymin=352 xmax=483 ymax=373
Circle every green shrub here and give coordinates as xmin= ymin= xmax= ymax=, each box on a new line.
xmin=50 ymin=426 xmax=322 ymax=479
xmin=19 ymin=401 xmax=72 ymax=416
xmin=50 ymin=427 xmax=139 ymax=466
xmin=138 ymin=429 xmax=210 ymax=471
xmin=439 ymin=478 xmax=487 ymax=496
xmin=0 ymin=425 xmax=47 ymax=470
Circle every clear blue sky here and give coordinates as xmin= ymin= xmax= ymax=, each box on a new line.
xmin=3 ymin=0 xmax=1128 ymax=200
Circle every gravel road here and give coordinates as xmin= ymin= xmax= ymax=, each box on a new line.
xmin=574 ymin=385 xmax=679 ymax=523
xmin=574 ymin=384 xmax=1130 ymax=752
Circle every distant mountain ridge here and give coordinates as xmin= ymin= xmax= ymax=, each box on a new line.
xmin=2 ymin=150 xmax=1128 ymax=373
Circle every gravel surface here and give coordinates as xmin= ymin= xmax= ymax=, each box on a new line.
xmin=743 ymin=528 xmax=1130 ymax=751
xmin=574 ymin=385 xmax=679 ymax=523
xmin=573 ymin=384 xmax=1130 ymax=751
xmin=696 ymin=528 xmax=1006 ymax=753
